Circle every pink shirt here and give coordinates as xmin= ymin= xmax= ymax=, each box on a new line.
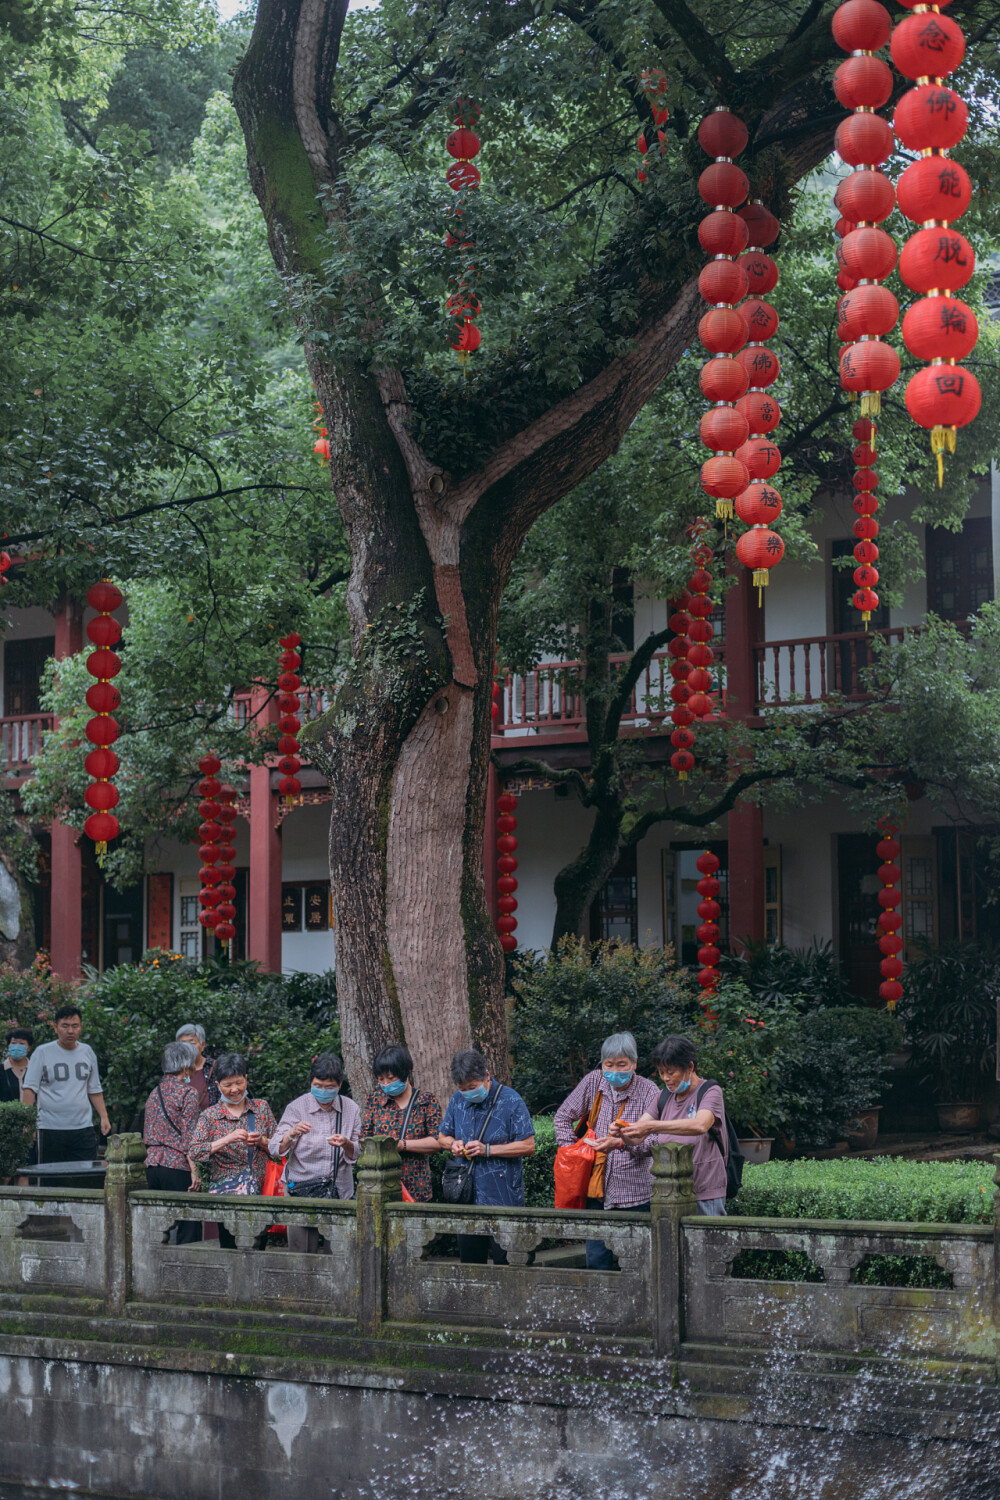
xmin=656 ymin=1081 xmax=728 ymax=1202
xmin=269 ymin=1091 xmax=361 ymax=1199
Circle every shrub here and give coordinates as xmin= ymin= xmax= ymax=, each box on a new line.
xmin=734 ymin=1157 xmax=994 ymax=1224
xmin=0 ymin=958 xmax=72 ymax=1040
xmin=0 ymin=1101 xmax=36 ymax=1179
xmin=770 ymin=1006 xmax=901 ymax=1147
xmin=898 ymin=941 xmax=998 ymax=1101
xmin=509 ymin=939 xmax=698 ymax=1112
xmin=78 ymin=954 xmax=340 ymax=1128
xmin=721 ymin=939 xmax=856 ymax=1011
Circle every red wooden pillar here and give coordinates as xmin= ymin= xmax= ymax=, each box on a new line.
xmin=725 ymin=569 xmax=765 ymax=950
xmin=484 ymin=761 xmax=499 ymax=922
xmin=50 ymin=594 xmax=84 ymax=980
xmin=248 ymin=688 xmax=282 ymax=972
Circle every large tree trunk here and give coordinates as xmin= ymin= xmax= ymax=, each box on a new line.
xmin=232 ymin=0 xmax=846 ymax=1100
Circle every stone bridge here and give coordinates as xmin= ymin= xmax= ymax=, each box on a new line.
xmin=0 ymin=1135 xmax=997 ymax=1499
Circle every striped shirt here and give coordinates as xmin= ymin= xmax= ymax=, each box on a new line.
xmin=553 ymin=1069 xmax=660 ymax=1208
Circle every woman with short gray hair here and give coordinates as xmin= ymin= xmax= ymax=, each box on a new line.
xmin=553 ymin=1032 xmax=660 ymax=1269
xmin=174 ymin=1023 xmax=219 ymax=1111
xmin=142 ymin=1040 xmax=202 ymax=1241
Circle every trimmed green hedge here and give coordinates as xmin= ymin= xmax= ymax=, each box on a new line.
xmin=734 ymin=1157 xmax=995 ymax=1225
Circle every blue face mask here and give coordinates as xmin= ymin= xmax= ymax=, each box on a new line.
xmin=7 ymin=1044 xmax=27 ymax=1060
xmin=311 ymin=1084 xmax=339 ymax=1104
xmin=675 ymin=1078 xmax=692 ymax=1095
xmin=603 ymin=1068 xmax=632 ymax=1089
xmin=380 ymin=1079 xmax=407 ymax=1098
xmin=460 ymin=1083 xmax=489 ymax=1104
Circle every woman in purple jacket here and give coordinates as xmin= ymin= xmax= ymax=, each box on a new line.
xmin=618 ymin=1035 xmax=729 ymax=1215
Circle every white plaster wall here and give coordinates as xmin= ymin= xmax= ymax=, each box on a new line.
xmin=510 ymin=789 xmax=595 ymax=952
xmin=278 ymin=802 xmax=335 ymax=975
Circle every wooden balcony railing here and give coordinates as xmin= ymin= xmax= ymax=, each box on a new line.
xmin=493 ymin=650 xmax=728 ymax=738
xmin=0 ymin=713 xmax=52 ymax=770
xmin=753 ymin=628 xmax=905 ymax=708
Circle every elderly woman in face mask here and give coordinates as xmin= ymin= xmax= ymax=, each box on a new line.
xmin=619 ymin=1034 xmax=730 ymax=1216
xmin=553 ymin=1032 xmax=660 ymax=1270
xmin=188 ymin=1052 xmax=276 ymax=1195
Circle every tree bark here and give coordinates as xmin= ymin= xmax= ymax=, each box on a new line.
xmin=232 ymin=0 xmax=865 ymax=1100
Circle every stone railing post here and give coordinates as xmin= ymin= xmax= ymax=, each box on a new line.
xmin=649 ymin=1141 xmax=696 ymax=1359
xmin=355 ymin=1135 xmax=402 ymax=1339
xmin=103 ymin=1132 xmax=146 ymax=1317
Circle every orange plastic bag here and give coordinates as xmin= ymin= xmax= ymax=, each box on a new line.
xmin=553 ymin=1132 xmax=597 ymax=1210
xmin=262 ymin=1156 xmax=286 ymax=1235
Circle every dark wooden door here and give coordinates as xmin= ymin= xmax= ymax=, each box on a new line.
xmin=837 ymin=833 xmax=882 ymax=1003
xmin=926 ymin=517 xmax=993 ymax=620
xmin=3 ymin=637 xmax=54 ymax=715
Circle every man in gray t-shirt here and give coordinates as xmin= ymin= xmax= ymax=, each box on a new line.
xmin=22 ymin=1005 xmax=111 ymax=1163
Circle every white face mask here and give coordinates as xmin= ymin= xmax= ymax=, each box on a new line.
xmin=223 ymin=1089 xmax=247 ymax=1108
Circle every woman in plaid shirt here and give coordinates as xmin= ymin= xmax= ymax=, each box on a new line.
xmin=553 ymin=1031 xmax=659 ymax=1269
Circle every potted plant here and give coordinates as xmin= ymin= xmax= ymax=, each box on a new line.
xmin=898 ymin=943 xmax=999 ymax=1133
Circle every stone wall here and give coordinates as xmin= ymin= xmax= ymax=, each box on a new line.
xmin=0 ymin=1136 xmax=998 ymax=1497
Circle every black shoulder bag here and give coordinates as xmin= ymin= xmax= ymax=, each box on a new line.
xmin=441 ymin=1085 xmax=505 ymax=1205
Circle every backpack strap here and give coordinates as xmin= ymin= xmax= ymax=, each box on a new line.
xmin=694 ymin=1080 xmax=726 ymax=1155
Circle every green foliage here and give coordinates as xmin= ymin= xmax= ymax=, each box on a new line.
xmin=76 ymin=953 xmax=339 ymax=1129
xmin=721 ymin=940 xmax=855 ymax=1012
xmin=509 ymin=938 xmax=698 ymax=1113
xmin=735 ymin=1158 xmax=995 ymax=1225
xmin=523 ymin=1116 xmax=557 ymax=1211
xmin=0 ymin=1101 xmax=36 ymax=1179
xmin=0 ymin=959 xmax=72 ymax=1035
xmin=897 ymin=941 xmax=999 ymax=1102
xmin=730 ymin=1244 xmax=952 ymax=1288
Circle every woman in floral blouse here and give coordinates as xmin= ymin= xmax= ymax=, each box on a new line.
xmin=360 ymin=1044 xmax=442 ymax=1201
xmin=188 ymin=1052 xmax=277 ymax=1194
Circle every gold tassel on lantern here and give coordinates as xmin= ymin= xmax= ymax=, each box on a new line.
xmin=860 ymin=391 xmax=882 ymax=418
xmin=715 ymin=499 xmax=733 ymax=523
xmin=930 ymin=424 xmax=956 ymax=488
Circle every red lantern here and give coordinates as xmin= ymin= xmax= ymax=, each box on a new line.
xmin=832 ymin=0 xmax=891 ymax=53
xmin=698 ymin=261 xmax=748 ymax=308
xmin=276 ymin=631 xmax=303 ymax=804
xmin=833 ymin=55 xmax=893 ymax=110
xmin=313 ymin=436 xmax=330 ymax=465
xmin=836 ymin=170 xmax=895 ymax=225
xmin=875 ymin=820 xmax=903 ymax=1009
xmin=891 ymin=13 xmax=964 ymax=79
xmin=893 ymin=86 xmax=968 ymax=151
xmin=834 ymin=112 xmax=893 ymax=166
xmin=699 ymin=357 xmax=749 ymax=404
xmin=445 ymin=99 xmax=484 ymax=360
xmin=701 ymin=456 xmax=749 ymax=500
xmin=736 ymin=438 xmax=782 ymax=481
xmin=697 ymin=109 xmax=748 ymax=159
xmin=839 ymin=226 xmax=897 ymax=282
xmin=698 ymin=162 xmax=748 ymax=209
xmin=736 ymin=392 xmax=780 ymax=434
xmin=896 ymin=156 xmax=971 ymax=224
xmin=738 ymin=201 xmax=779 ymax=247
xmin=837 ymin=284 xmax=899 ymax=340
xmin=739 ymin=253 xmax=779 ymax=296
xmin=84 ymin=812 xmax=119 ymax=845
xmin=839 ymin=340 xmax=900 ymax=397
xmin=737 ymin=346 xmax=779 ymax=388
xmin=698 ymin=307 xmax=746 ymax=354
xmin=735 ymin=528 xmax=784 ymax=590
xmin=700 ymin=406 xmax=749 ymax=453
xmin=901 ymin=296 xmax=978 ymax=362
xmin=739 ymin=299 xmax=779 ymax=341
xmin=735 ymin=483 xmax=782 ymax=527
xmin=898 ymin=228 xmax=974 ymax=293
xmin=698 ymin=210 xmax=749 ymax=258
xmin=904 ymin=364 xmax=981 ymax=483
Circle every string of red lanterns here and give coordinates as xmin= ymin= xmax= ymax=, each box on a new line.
xmin=892 ymin=0 xmax=980 ymax=485
xmin=669 ymin=524 xmax=718 ymax=782
xmin=832 ymin=0 xmax=901 ymax=443
xmin=214 ymin=782 xmax=238 ymax=947
xmin=445 ymin=97 xmax=482 ymax=365
xmin=696 ymin=108 xmax=751 ymax=527
xmin=668 ymin=591 xmax=694 ymax=780
xmin=695 ymin=849 xmax=722 ymax=1006
xmin=277 ymin=631 xmax=303 ymax=803
xmin=876 ymin=819 xmax=903 ymax=1010
xmin=831 ymin=0 xmax=899 ymax=628
xmin=636 ymin=67 xmax=669 ymax=185
xmin=495 ymin=791 xmax=518 ymax=953
xmin=733 ymin=204 xmax=785 ymax=599
xmin=197 ymin=754 xmax=224 ymax=938
xmin=83 ymin=580 xmax=124 ymax=862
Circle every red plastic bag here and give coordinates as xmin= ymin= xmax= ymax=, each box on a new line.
xmin=262 ymin=1156 xmax=286 ymax=1235
xmin=401 ymin=1183 xmax=415 ymax=1203
xmin=553 ymin=1133 xmax=597 ymax=1210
